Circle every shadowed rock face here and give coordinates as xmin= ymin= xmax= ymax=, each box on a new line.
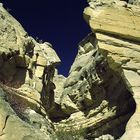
xmin=0 ymin=1 xmax=140 ymax=140
xmin=59 ymin=33 xmax=136 ymax=139
xmin=82 ymin=0 xmax=140 ymax=139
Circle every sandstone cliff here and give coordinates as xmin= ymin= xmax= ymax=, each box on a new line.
xmin=0 ymin=0 xmax=140 ymax=140
xmin=0 ymin=3 xmax=59 ymax=139
xmin=84 ymin=0 xmax=140 ymax=139
xmin=58 ymin=0 xmax=140 ymax=139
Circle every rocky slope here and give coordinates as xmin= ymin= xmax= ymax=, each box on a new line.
xmin=0 ymin=0 xmax=140 ymax=140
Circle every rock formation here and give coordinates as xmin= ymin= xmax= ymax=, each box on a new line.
xmin=84 ymin=0 xmax=140 ymax=139
xmin=0 ymin=0 xmax=140 ymax=140
xmin=0 ymin=3 xmax=59 ymax=139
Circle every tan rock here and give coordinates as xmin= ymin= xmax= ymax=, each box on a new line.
xmin=0 ymin=88 xmax=52 ymax=140
xmin=122 ymin=70 xmax=140 ymax=88
xmin=84 ymin=0 xmax=140 ymax=139
xmin=35 ymin=66 xmax=45 ymax=78
xmin=0 ymin=3 xmax=61 ymax=139
xmin=84 ymin=6 xmax=140 ymax=42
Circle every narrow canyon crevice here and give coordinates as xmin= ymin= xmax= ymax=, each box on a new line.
xmin=0 ymin=1 xmax=140 ymax=139
xmin=52 ymin=33 xmax=137 ymax=139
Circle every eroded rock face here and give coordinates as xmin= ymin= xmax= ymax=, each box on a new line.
xmin=0 ymin=88 xmax=54 ymax=140
xmin=128 ymin=0 xmax=140 ymax=5
xmin=53 ymin=0 xmax=139 ymax=139
xmin=83 ymin=0 xmax=140 ymax=139
xmin=0 ymin=1 xmax=140 ymax=140
xmin=0 ymin=3 xmax=59 ymax=139
xmin=0 ymin=2 xmax=61 ymax=113
xmin=59 ymin=33 xmax=136 ymax=139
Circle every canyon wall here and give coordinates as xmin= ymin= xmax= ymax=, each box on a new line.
xmin=84 ymin=0 xmax=140 ymax=139
xmin=0 ymin=0 xmax=140 ymax=140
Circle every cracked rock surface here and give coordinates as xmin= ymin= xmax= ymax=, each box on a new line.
xmin=0 ymin=1 xmax=140 ymax=140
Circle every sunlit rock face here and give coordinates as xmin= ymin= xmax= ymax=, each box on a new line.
xmin=59 ymin=33 xmax=136 ymax=139
xmin=83 ymin=0 xmax=140 ymax=139
xmin=0 ymin=3 xmax=59 ymax=139
xmin=56 ymin=0 xmax=140 ymax=139
xmin=0 ymin=0 xmax=140 ymax=140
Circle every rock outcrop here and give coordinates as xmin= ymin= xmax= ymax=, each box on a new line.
xmin=0 ymin=3 xmax=59 ymax=140
xmin=59 ymin=33 xmax=136 ymax=139
xmin=0 ymin=88 xmax=54 ymax=140
xmin=83 ymin=0 xmax=140 ymax=139
xmin=0 ymin=0 xmax=140 ymax=140
xmin=55 ymin=0 xmax=140 ymax=140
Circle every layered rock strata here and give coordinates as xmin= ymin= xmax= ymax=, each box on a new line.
xmin=0 ymin=3 xmax=60 ymax=139
xmin=58 ymin=33 xmax=136 ymax=139
xmin=53 ymin=0 xmax=140 ymax=140
xmin=83 ymin=0 xmax=140 ymax=139
xmin=0 ymin=0 xmax=140 ymax=140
